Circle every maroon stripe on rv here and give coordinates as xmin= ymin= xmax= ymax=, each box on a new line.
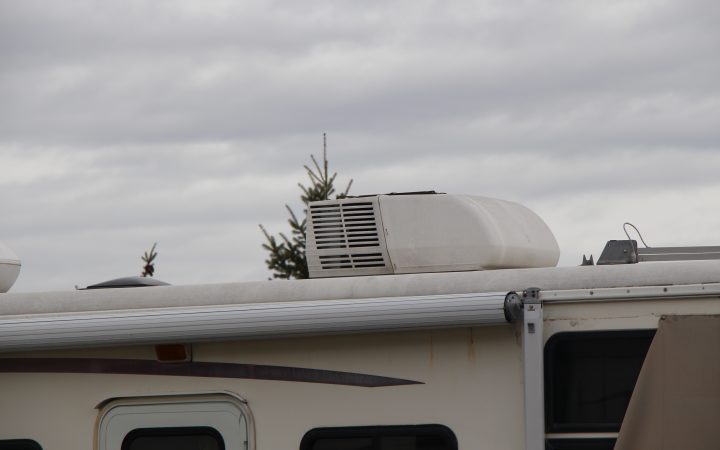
xmin=0 ymin=358 xmax=422 ymax=388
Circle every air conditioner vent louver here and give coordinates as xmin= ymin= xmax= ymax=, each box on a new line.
xmin=318 ymin=253 xmax=386 ymax=269
xmin=310 ymin=202 xmax=381 ymax=251
xmin=307 ymin=198 xmax=393 ymax=277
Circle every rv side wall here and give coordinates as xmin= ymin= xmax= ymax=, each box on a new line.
xmin=0 ymin=326 xmax=524 ymax=450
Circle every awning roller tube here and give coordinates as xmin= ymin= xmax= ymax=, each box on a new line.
xmin=0 ymin=292 xmax=510 ymax=352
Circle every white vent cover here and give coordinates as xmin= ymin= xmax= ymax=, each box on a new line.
xmin=306 ymin=193 xmax=560 ymax=278
xmin=0 ymin=242 xmax=21 ymax=293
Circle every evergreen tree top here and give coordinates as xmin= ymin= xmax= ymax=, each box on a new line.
xmin=260 ymin=134 xmax=352 ymax=279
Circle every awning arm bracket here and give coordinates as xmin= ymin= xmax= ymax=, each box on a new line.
xmin=505 ymin=288 xmax=545 ymax=450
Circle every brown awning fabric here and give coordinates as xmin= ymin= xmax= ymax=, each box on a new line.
xmin=614 ymin=315 xmax=720 ymax=450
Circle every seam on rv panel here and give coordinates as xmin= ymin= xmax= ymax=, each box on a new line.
xmin=0 ymin=357 xmax=423 ymax=387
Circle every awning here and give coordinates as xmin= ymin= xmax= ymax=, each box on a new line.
xmin=615 ymin=315 xmax=720 ymax=450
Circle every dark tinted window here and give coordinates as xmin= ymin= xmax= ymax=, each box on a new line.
xmin=312 ymin=437 xmax=373 ymax=450
xmin=546 ymin=438 xmax=616 ymax=450
xmin=544 ymin=330 xmax=655 ymax=433
xmin=301 ymin=425 xmax=457 ymax=450
xmin=121 ymin=427 xmax=224 ymax=450
xmin=0 ymin=440 xmax=42 ymax=450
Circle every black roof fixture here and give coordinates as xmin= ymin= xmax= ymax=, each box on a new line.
xmin=81 ymin=276 xmax=170 ymax=290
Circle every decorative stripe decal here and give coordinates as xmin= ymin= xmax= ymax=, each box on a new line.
xmin=0 ymin=358 xmax=422 ymax=388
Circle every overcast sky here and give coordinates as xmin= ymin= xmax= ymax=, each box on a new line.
xmin=2 ymin=0 xmax=719 ymax=292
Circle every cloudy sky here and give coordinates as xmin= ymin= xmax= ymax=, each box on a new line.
xmin=2 ymin=0 xmax=719 ymax=292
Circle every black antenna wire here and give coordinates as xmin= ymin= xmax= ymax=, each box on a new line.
xmin=623 ymin=222 xmax=650 ymax=248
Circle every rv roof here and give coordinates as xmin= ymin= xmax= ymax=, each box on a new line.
xmin=2 ymin=260 xmax=720 ymax=317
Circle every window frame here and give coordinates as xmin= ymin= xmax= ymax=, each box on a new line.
xmin=96 ymin=393 xmax=252 ymax=450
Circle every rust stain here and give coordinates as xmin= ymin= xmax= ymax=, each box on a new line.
xmin=467 ymin=328 xmax=476 ymax=363
xmin=429 ymin=331 xmax=434 ymax=366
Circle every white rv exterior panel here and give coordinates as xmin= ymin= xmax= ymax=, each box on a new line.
xmin=0 ymin=326 xmax=525 ymax=450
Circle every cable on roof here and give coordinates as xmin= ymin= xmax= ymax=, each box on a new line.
xmin=623 ymin=222 xmax=650 ymax=248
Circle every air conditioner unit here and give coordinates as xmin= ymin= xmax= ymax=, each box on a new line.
xmin=306 ymin=193 xmax=560 ymax=278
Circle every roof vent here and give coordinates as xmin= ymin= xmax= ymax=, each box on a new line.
xmin=82 ymin=276 xmax=170 ymax=290
xmin=306 ymin=193 xmax=560 ymax=278
xmin=0 ymin=241 xmax=21 ymax=293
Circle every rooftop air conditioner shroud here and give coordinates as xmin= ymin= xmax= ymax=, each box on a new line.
xmin=306 ymin=194 xmax=560 ymax=278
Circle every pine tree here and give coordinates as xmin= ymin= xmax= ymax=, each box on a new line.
xmin=260 ymin=134 xmax=352 ymax=279
xmin=141 ymin=243 xmax=158 ymax=277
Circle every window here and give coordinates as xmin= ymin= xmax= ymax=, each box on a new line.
xmin=300 ymin=425 xmax=457 ymax=450
xmin=544 ymin=330 xmax=655 ymax=449
xmin=545 ymin=330 xmax=655 ymax=432
xmin=0 ymin=441 xmax=42 ymax=450
xmin=545 ymin=438 xmax=616 ymax=450
xmin=122 ymin=427 xmax=224 ymax=450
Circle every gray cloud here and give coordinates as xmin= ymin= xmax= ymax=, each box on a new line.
xmin=1 ymin=0 xmax=719 ymax=292
xmin=3 ymin=0 xmax=718 ymax=146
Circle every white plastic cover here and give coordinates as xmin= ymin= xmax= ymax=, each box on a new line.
xmin=379 ymin=194 xmax=560 ymax=273
xmin=0 ymin=241 xmax=21 ymax=293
